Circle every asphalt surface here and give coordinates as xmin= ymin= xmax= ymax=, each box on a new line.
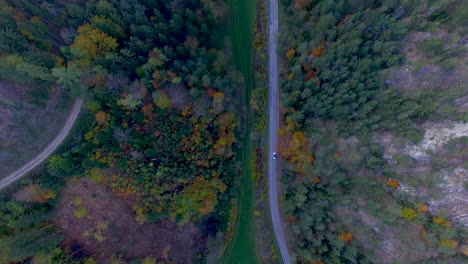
xmin=0 ymin=99 xmax=83 ymax=191
xmin=268 ymin=0 xmax=291 ymax=263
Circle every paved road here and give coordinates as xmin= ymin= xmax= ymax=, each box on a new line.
xmin=0 ymin=99 xmax=83 ymax=191
xmin=268 ymin=0 xmax=291 ymax=264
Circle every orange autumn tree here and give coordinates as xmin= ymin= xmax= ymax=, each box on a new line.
xmin=312 ymin=176 xmax=320 ymax=184
xmin=15 ymin=184 xmax=56 ymax=203
xmin=213 ymin=112 xmax=236 ymax=157
xmin=305 ymin=70 xmax=316 ymax=81
xmin=95 ymin=111 xmax=108 ymax=124
xmin=387 ymin=179 xmax=400 ymax=189
xmin=339 ymin=232 xmax=353 ymax=245
xmin=279 ymin=122 xmax=314 ymax=172
xmin=312 ymin=39 xmax=327 ymax=57
xmin=416 ymin=202 xmax=428 ymax=213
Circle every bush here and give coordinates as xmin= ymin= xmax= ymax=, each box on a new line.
xmin=419 ymin=37 xmax=445 ymax=57
xmin=401 ymin=207 xmax=417 ymax=221
xmin=75 ymin=207 xmax=87 ymax=218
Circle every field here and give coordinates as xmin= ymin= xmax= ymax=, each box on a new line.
xmin=221 ymin=0 xmax=258 ymax=263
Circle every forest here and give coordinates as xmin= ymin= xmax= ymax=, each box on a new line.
xmin=0 ymin=0 xmax=247 ymax=263
xmin=0 ymin=0 xmax=467 ymax=263
xmin=280 ymin=0 xmax=467 ymax=263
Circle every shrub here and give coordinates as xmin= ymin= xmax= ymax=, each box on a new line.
xmin=286 ymin=49 xmax=296 ymax=60
xmin=417 ymin=202 xmax=428 ymax=213
xmin=338 ymin=233 xmax=353 ymax=245
xmin=433 ymin=217 xmax=451 ymax=227
xmin=439 ymin=239 xmax=458 ymax=249
xmin=387 ymin=179 xmax=400 ymax=189
xmin=84 ymin=258 xmax=97 ymax=264
xmin=419 ymin=37 xmax=445 ymax=57
xmin=141 ymin=257 xmax=156 ymax=264
xmin=461 ymin=245 xmax=468 ymax=256
xmin=401 ymin=207 xmax=417 ymax=220
xmin=75 ymin=207 xmax=87 ymax=218
xmin=88 ymin=168 xmax=106 ymax=183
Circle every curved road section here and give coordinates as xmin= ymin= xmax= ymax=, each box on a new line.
xmin=0 ymin=99 xmax=83 ymax=191
xmin=268 ymin=0 xmax=291 ymax=263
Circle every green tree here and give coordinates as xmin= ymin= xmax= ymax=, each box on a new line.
xmin=152 ymin=90 xmax=170 ymax=110
xmin=52 ymin=65 xmax=81 ymax=96
xmin=3 ymin=55 xmax=52 ymax=81
xmin=47 ymin=154 xmax=73 ymax=176
xmin=117 ymin=94 xmax=141 ymax=110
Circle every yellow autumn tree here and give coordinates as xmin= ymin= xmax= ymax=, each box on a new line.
xmin=433 ymin=217 xmax=451 ymax=227
xmin=286 ymin=49 xmax=296 ymax=60
xmin=439 ymin=239 xmax=458 ymax=249
xmin=401 ymin=207 xmax=417 ymax=220
xmin=71 ymin=24 xmax=118 ymax=61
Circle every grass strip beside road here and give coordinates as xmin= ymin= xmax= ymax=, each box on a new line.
xmin=221 ymin=0 xmax=258 ymax=263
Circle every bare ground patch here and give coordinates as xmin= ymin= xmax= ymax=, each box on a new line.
xmin=0 ymin=79 xmax=71 ymax=177
xmin=386 ymin=29 xmax=467 ymax=97
xmin=335 ymin=204 xmax=435 ymax=264
xmin=56 ymin=178 xmax=202 ymax=263
xmin=379 ymin=123 xmax=468 ymax=227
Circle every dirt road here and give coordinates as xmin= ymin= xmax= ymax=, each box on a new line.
xmin=268 ymin=0 xmax=291 ymax=263
xmin=0 ymin=99 xmax=83 ymax=191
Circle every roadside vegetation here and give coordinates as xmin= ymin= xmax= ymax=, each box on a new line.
xmin=221 ymin=0 xmax=259 ymax=263
xmin=279 ymin=0 xmax=467 ymax=263
xmin=250 ymin=0 xmax=282 ymax=263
